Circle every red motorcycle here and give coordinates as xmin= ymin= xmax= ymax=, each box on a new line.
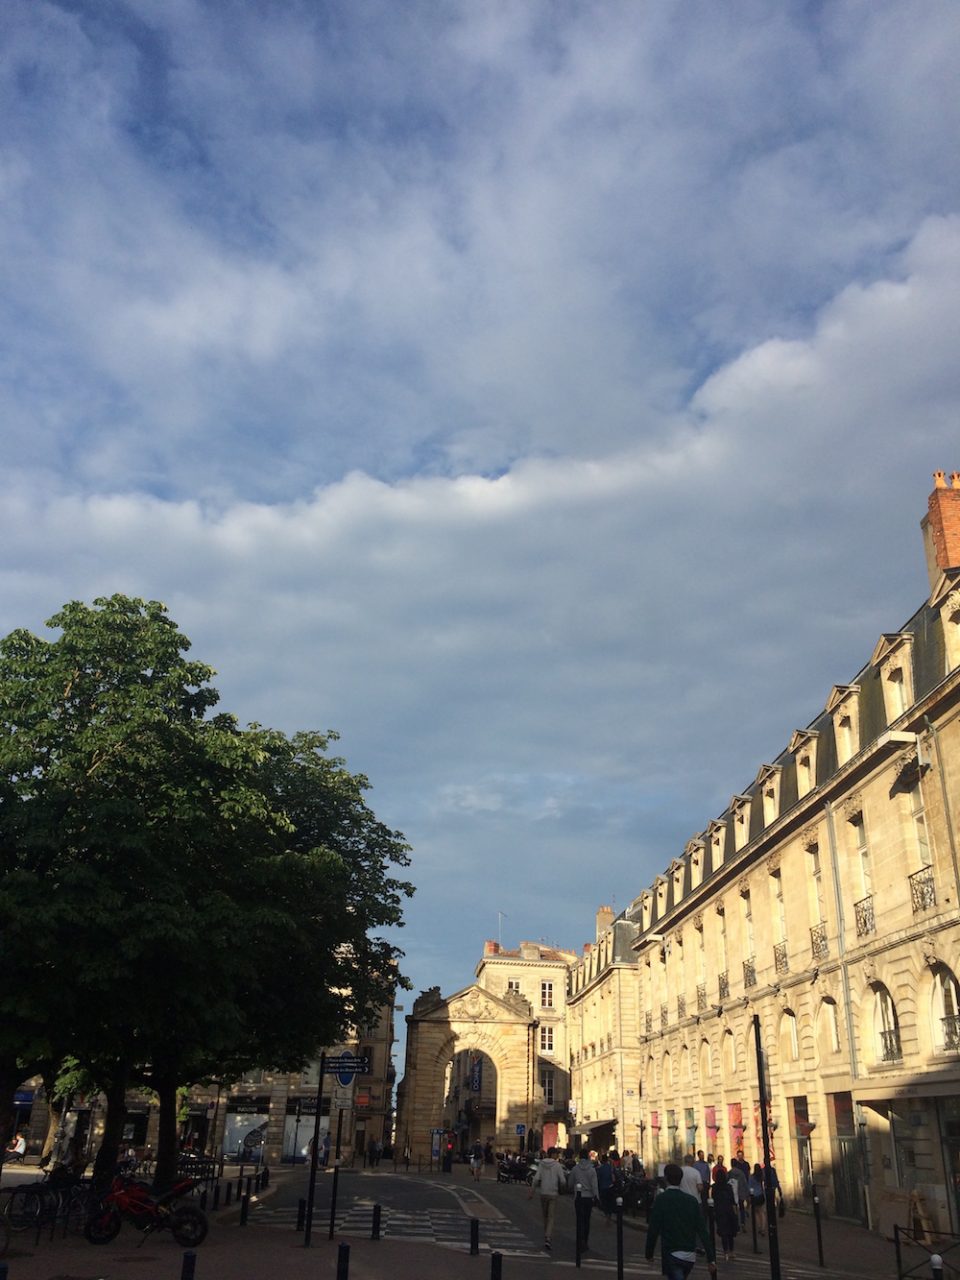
xmin=85 ymin=1174 xmax=208 ymax=1247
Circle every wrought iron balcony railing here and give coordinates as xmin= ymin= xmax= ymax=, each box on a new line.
xmin=660 ymin=1002 xmax=668 ymax=1030
xmin=854 ymin=894 xmax=875 ymax=938
xmin=909 ymin=865 xmax=936 ymax=913
xmin=942 ymin=1014 xmax=960 ymax=1051
xmin=810 ymin=921 xmax=829 ymax=960
xmin=696 ymin=983 xmax=707 ymax=1012
xmin=774 ymin=941 xmax=789 ymax=976
xmin=677 ymin=995 xmax=686 ymax=1019
xmin=718 ymin=971 xmax=730 ymax=1000
xmin=645 ymin=1010 xmax=653 ymax=1034
xmin=743 ymin=956 xmax=757 ymax=989
xmin=880 ymin=1028 xmax=902 ymax=1062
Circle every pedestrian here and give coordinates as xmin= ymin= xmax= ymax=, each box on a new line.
xmin=597 ymin=1152 xmax=616 ymax=1220
xmin=711 ymin=1153 xmax=726 ymax=1183
xmin=529 ymin=1145 xmax=566 ymax=1252
xmin=469 ymin=1139 xmax=484 ymax=1181
xmin=727 ymin=1158 xmax=749 ymax=1227
xmin=749 ymin=1163 xmax=767 ymax=1234
xmin=569 ymin=1149 xmax=599 ymax=1251
xmin=320 ymin=1131 xmax=331 ymax=1167
xmin=645 ymin=1163 xmax=717 ymax=1279
xmin=680 ymin=1154 xmax=703 ymax=1202
xmin=712 ymin=1168 xmax=739 ymax=1262
xmin=693 ymin=1149 xmax=710 ymax=1185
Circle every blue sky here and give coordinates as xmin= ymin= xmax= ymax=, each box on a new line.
xmin=3 ymin=1 xmax=960 ymax=1025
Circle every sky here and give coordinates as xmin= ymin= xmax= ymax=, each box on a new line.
xmin=2 ymin=1 xmax=960 ymax=1050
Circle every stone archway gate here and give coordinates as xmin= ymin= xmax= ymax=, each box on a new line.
xmin=397 ymin=983 xmax=540 ymax=1160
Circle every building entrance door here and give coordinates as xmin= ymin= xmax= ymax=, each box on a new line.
xmin=834 ymin=1137 xmax=862 ymax=1219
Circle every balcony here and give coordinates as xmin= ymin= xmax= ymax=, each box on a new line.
xmin=810 ymin=921 xmax=829 ymax=960
xmin=854 ymin=894 xmax=876 ymax=938
xmin=773 ymin=942 xmax=789 ymax=976
xmin=879 ymin=1028 xmax=903 ymax=1063
xmin=718 ymin=971 xmax=730 ymax=1000
xmin=909 ymin=865 xmax=937 ymax=913
xmin=743 ymin=957 xmax=757 ymax=989
xmin=696 ymin=983 xmax=707 ymax=1012
xmin=660 ymin=1002 xmax=668 ymax=1030
xmin=677 ymin=995 xmax=686 ymax=1020
xmin=942 ymin=1015 xmax=960 ymax=1051
xmin=645 ymin=1010 xmax=653 ymax=1034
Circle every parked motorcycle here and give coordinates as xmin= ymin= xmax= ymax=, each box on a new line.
xmin=85 ymin=1174 xmax=208 ymax=1246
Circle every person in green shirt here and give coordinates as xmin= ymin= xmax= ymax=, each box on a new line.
xmin=645 ymin=1163 xmax=717 ymax=1280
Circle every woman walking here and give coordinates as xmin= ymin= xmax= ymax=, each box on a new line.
xmin=748 ymin=1163 xmax=767 ymax=1235
xmin=712 ymin=1168 xmax=740 ymax=1261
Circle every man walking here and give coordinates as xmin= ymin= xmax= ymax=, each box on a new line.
xmin=529 ymin=1146 xmax=565 ymax=1251
xmin=645 ymin=1163 xmax=717 ymax=1279
xmin=569 ymin=1149 xmax=600 ymax=1252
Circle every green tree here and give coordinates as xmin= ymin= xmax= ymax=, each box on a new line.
xmin=0 ymin=596 xmax=412 ymax=1187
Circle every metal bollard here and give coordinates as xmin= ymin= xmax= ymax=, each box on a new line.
xmin=181 ymin=1250 xmax=197 ymax=1280
xmin=616 ymin=1197 xmax=624 ymax=1280
xmin=246 ymin=1176 xmax=254 ymax=1198
xmin=240 ymin=1191 xmax=250 ymax=1226
xmin=812 ymin=1181 xmax=825 ymax=1268
xmin=750 ymin=1194 xmax=758 ymax=1253
xmin=470 ymin=1216 xmax=480 ymax=1255
xmin=261 ymin=1165 xmax=270 ymax=1188
xmin=575 ymin=1184 xmax=583 ymax=1268
xmin=931 ymin=1254 xmax=944 ymax=1280
xmin=336 ymin=1241 xmax=351 ymax=1280
xmin=224 ymin=1181 xmax=233 ymax=1207
xmin=212 ymin=1181 xmax=220 ymax=1211
xmin=296 ymin=1197 xmax=306 ymax=1231
xmin=491 ymin=1251 xmax=503 ymax=1280
xmin=254 ymin=1172 xmax=262 ymax=1192
xmin=372 ymin=1203 xmax=382 ymax=1241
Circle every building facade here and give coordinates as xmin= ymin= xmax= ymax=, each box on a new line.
xmin=627 ymin=472 xmax=960 ymax=1235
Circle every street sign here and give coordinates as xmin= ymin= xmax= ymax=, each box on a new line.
xmin=324 ymin=1052 xmax=371 ymax=1085
xmin=334 ymin=1100 xmax=351 ymax=1110
xmin=430 ymin=1127 xmax=444 ymax=1135
xmin=516 ymin=1124 xmax=526 ymax=1135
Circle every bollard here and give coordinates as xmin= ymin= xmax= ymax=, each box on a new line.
xmin=931 ymin=1254 xmax=944 ymax=1280
xmin=261 ymin=1165 xmax=270 ymax=1188
xmin=812 ymin=1182 xmax=825 ymax=1268
xmin=224 ymin=1181 xmax=233 ymax=1207
xmin=246 ymin=1176 xmax=254 ymax=1198
xmin=328 ymin=1161 xmax=341 ymax=1241
xmin=575 ymin=1184 xmax=583 ymax=1268
xmin=240 ymin=1191 xmax=250 ymax=1226
xmin=470 ymin=1216 xmax=480 ymax=1255
xmin=336 ymin=1240 xmax=351 ymax=1280
xmin=615 ymin=1196 xmax=624 ymax=1280
xmin=491 ymin=1251 xmax=503 ymax=1280
xmin=181 ymin=1250 xmax=197 ymax=1280
xmin=218 ymin=1155 xmax=225 ymax=1179
xmin=372 ymin=1203 xmax=382 ymax=1241
xmin=296 ymin=1198 xmax=306 ymax=1231
xmin=254 ymin=1172 xmax=262 ymax=1192
xmin=212 ymin=1181 xmax=220 ymax=1211
xmin=750 ymin=1193 xmax=758 ymax=1254
xmin=199 ymin=1189 xmax=207 ymax=1211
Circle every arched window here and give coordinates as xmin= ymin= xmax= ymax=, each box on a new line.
xmin=780 ymin=1010 xmax=800 ymax=1062
xmin=816 ymin=998 xmax=841 ymax=1056
xmin=873 ymin=985 xmax=902 ymax=1063
xmin=699 ymin=1038 xmax=712 ymax=1081
xmin=722 ymin=1030 xmax=736 ymax=1075
xmin=931 ymin=965 xmax=960 ymax=1052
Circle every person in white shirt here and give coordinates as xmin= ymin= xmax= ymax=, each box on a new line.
xmin=680 ymin=1154 xmax=703 ymax=1201
xmin=529 ymin=1147 xmax=566 ymax=1251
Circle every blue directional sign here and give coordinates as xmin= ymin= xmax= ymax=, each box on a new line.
xmin=324 ymin=1051 xmax=371 ymax=1086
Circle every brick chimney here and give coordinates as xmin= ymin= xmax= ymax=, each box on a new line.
xmin=596 ymin=904 xmax=614 ymax=940
xmin=483 ymin=940 xmax=500 ymax=956
xmin=921 ymin=470 xmax=960 ymax=589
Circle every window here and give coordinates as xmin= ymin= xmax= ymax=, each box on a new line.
xmin=874 ymin=986 xmax=902 ymax=1063
xmin=540 ymin=1067 xmax=555 ymax=1107
xmin=780 ymin=1011 xmax=799 ymax=1062
xmin=540 ymin=1025 xmax=554 ymax=1054
xmin=507 ymin=979 xmax=521 ymax=995
xmin=818 ymin=999 xmax=841 ymax=1055
xmin=541 ymin=980 xmax=554 ymax=1008
xmin=758 ymin=764 xmax=781 ymax=827
xmin=790 ymin=729 xmax=820 ymax=800
xmin=828 ymin=685 xmax=861 ymax=767
xmin=731 ymin=796 xmax=751 ymax=851
xmin=932 ymin=966 xmax=960 ymax=1052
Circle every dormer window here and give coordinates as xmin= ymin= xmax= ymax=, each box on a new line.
xmin=687 ymin=838 xmax=705 ymax=889
xmin=789 ymin=728 xmax=820 ymax=799
xmin=756 ymin=764 xmax=782 ymax=827
xmin=708 ymin=820 xmax=726 ymax=870
xmin=929 ymin=575 xmax=960 ymax=675
xmin=827 ymin=685 xmax=861 ymax=767
xmin=872 ymin=633 xmax=915 ymax=725
xmin=640 ymin=893 xmax=652 ymax=931
xmin=671 ymin=859 xmax=685 ymax=904
xmin=730 ymin=795 xmax=752 ymax=851
xmin=655 ymin=877 xmax=667 ymax=917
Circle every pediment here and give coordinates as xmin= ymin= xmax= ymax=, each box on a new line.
xmin=870 ymin=632 xmax=913 ymax=666
xmin=929 ymin=567 xmax=960 ymax=610
xmin=417 ymin=983 xmax=532 ymax=1025
xmin=789 ymin=728 xmax=819 ymax=754
xmin=825 ymin=684 xmax=860 ymax=715
xmin=755 ymin=763 xmax=782 ymax=789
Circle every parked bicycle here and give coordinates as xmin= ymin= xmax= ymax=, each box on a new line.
xmin=1 ymin=1164 xmax=92 ymax=1236
xmin=84 ymin=1173 xmax=207 ymax=1246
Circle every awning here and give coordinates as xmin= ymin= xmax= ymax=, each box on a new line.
xmin=569 ymin=1117 xmax=617 ymax=1136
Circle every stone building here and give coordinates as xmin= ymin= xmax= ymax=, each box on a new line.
xmin=628 ymin=471 xmax=960 ymax=1235
xmin=567 ymin=905 xmax=641 ymax=1156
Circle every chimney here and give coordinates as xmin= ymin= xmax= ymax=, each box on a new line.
xmin=596 ymin=904 xmax=614 ymax=940
xmin=921 ymin=470 xmax=960 ymax=590
xmin=483 ymin=940 xmax=500 ymax=956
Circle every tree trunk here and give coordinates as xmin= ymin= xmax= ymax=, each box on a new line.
xmin=91 ymin=1072 xmax=128 ymax=1190
xmin=153 ymin=1074 xmax=181 ymax=1192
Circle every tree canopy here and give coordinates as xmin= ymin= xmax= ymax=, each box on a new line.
xmin=0 ymin=595 xmax=412 ymax=1182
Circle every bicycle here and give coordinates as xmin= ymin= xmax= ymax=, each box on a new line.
xmin=2 ymin=1165 xmax=92 ymax=1236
